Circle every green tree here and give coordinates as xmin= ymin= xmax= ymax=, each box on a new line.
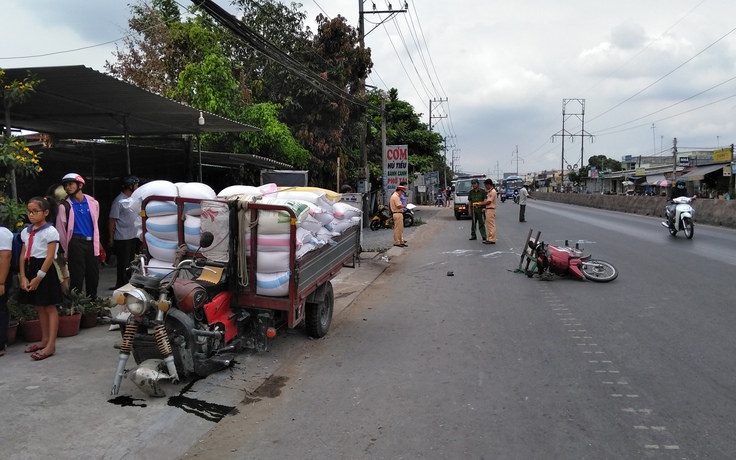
xmin=1 ymin=69 xmax=44 ymax=228
xmin=107 ymin=0 xmax=375 ymax=188
xmin=365 ymin=88 xmax=445 ymax=190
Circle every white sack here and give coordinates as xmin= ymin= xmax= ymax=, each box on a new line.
xmin=144 ymin=232 xmax=178 ymax=263
xmin=256 ymin=271 xmax=290 ymax=297
xmin=199 ymin=200 xmax=230 ymax=262
xmin=146 ymin=214 xmax=180 ymax=241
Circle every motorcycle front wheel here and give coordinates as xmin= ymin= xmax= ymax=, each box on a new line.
xmin=370 ymin=219 xmax=381 ymax=231
xmin=581 ymin=260 xmax=618 ymax=282
xmin=683 ymin=217 xmax=694 ymax=239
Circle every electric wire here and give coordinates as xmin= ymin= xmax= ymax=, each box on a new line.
xmin=588 ymin=25 xmax=736 ymax=124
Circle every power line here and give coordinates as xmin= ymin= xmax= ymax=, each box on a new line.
xmin=588 ymin=25 xmax=736 ymax=124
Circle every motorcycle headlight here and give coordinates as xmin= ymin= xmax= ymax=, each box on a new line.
xmin=124 ymin=289 xmax=154 ymax=316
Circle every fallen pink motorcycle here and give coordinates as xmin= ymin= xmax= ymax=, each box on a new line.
xmin=527 ymin=240 xmax=618 ymax=282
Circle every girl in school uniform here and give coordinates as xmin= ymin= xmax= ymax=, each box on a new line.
xmin=18 ymin=196 xmax=63 ymax=361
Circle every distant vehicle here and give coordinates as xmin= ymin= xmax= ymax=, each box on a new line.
xmin=501 ymin=176 xmax=524 ymax=201
xmin=452 ymin=175 xmax=485 ymax=219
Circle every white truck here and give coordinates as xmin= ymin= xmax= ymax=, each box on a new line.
xmin=452 ymin=178 xmax=475 ymax=220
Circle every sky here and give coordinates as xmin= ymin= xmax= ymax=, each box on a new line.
xmin=2 ymin=0 xmax=736 ymax=180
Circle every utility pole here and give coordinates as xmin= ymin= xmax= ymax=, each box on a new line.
xmin=443 ymin=134 xmax=455 ymax=188
xmin=651 ymin=123 xmax=656 ymax=155
xmin=551 ymin=99 xmax=593 ymax=190
xmin=452 ymin=149 xmax=461 ymax=176
xmin=493 ymin=161 xmax=503 ymax=183
xmin=730 ymin=144 xmax=735 ymax=197
xmin=429 ymin=98 xmax=448 ymax=130
xmin=511 ymin=145 xmax=523 ymax=175
xmin=671 ymin=137 xmax=678 ymax=184
xmin=358 ymin=1 xmax=407 ymax=224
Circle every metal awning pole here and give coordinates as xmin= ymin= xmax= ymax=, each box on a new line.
xmin=124 ymin=115 xmax=131 ymax=174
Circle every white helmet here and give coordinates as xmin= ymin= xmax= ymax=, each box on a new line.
xmin=61 ymin=173 xmax=85 ymax=185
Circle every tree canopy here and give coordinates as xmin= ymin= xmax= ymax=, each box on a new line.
xmin=106 ymin=0 xmax=446 ymax=190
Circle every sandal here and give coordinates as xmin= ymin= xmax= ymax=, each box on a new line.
xmin=31 ymin=351 xmax=54 ymax=361
xmin=24 ymin=344 xmax=43 ymax=353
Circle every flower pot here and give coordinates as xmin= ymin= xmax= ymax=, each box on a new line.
xmin=20 ymin=319 xmax=42 ymax=343
xmin=58 ymin=313 xmax=81 ymax=337
xmin=80 ymin=312 xmax=98 ymax=329
xmin=7 ymin=321 xmax=19 ymax=346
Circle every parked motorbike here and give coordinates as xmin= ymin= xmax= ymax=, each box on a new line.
xmin=110 ymin=232 xmax=271 ymax=397
xmin=369 ymin=205 xmax=414 ymax=230
xmin=661 ymin=196 xmax=695 ymax=239
xmin=527 ymin=240 xmax=618 ymax=282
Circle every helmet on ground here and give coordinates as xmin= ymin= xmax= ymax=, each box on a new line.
xmin=61 ymin=173 xmax=85 ymax=185
xmin=122 ymin=175 xmax=140 ymax=187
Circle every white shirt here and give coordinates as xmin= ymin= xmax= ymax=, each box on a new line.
xmin=0 ymin=227 xmax=12 ymax=251
xmin=110 ymin=193 xmax=139 ymax=240
xmin=519 ymin=187 xmax=530 ymax=205
xmin=21 ymin=225 xmax=60 ymax=259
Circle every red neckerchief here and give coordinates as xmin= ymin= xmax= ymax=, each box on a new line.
xmin=25 ymin=222 xmax=52 ymax=264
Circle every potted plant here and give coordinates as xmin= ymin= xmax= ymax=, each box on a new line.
xmin=77 ymin=292 xmax=107 ymax=329
xmin=10 ymin=299 xmax=42 ymax=343
xmin=6 ymin=298 xmax=22 ymax=346
xmin=58 ymin=289 xmax=84 ymax=337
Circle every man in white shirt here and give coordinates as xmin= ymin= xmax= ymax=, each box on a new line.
xmin=108 ymin=175 xmax=140 ymax=289
xmin=518 ymin=183 xmax=534 ymax=222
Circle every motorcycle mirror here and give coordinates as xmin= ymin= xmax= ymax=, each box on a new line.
xmin=199 ymin=232 xmax=214 ymax=248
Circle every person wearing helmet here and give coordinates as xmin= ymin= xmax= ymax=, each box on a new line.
xmin=666 ymin=178 xmax=690 ymax=228
xmin=467 ymin=178 xmax=487 ymax=241
xmin=108 ymin=175 xmax=141 ymax=289
xmin=57 ymin=173 xmax=101 ymax=298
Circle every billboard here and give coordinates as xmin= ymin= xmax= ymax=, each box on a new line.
xmin=384 ymin=145 xmax=409 ymax=195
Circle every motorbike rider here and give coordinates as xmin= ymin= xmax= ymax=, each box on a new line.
xmin=666 ymin=178 xmax=690 ymax=228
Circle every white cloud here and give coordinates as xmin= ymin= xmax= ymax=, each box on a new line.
xmin=2 ymin=0 xmax=735 ymax=177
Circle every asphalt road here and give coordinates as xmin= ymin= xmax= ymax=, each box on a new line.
xmin=182 ymin=200 xmax=736 ymax=459
xmin=0 ymin=206 xmax=441 ymax=460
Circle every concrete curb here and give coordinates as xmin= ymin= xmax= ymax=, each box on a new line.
xmin=533 ymin=192 xmax=736 ymax=228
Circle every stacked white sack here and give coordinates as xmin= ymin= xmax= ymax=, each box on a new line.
xmin=179 ymin=182 xmax=216 ymax=218
xmin=327 ymin=202 xmax=363 ymax=233
xmin=178 ymin=182 xmax=217 ymax=250
xmin=248 ymin=196 xmax=313 ymax=297
xmin=199 ymin=200 xmax=230 ymax=263
xmin=133 ymin=180 xmax=179 ymax=274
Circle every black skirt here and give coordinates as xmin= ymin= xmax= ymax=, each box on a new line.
xmin=17 ymin=257 xmax=63 ymax=307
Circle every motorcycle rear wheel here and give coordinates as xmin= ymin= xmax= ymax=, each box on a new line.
xmin=404 ymin=213 xmax=414 ymax=228
xmin=581 ymin=260 xmax=618 ymax=282
xmin=683 ymin=217 xmax=694 ymax=239
xmin=306 ymin=282 xmax=334 ymax=338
